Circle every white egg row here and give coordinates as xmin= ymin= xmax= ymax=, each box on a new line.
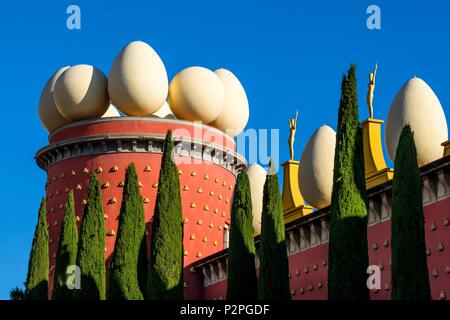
xmin=298 ymin=77 xmax=448 ymax=210
xmin=38 ymin=41 xmax=250 ymax=137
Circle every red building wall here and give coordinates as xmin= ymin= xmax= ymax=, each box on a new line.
xmin=198 ymin=197 xmax=450 ymax=300
xmin=37 ymin=118 xmax=243 ymax=297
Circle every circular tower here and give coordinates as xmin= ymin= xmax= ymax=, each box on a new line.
xmin=35 ymin=117 xmax=246 ymax=293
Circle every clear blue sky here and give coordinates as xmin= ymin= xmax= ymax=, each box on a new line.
xmin=0 ymin=0 xmax=449 ymax=299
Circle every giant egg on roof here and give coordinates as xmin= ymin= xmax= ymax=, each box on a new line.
xmin=38 ymin=66 xmax=71 ymax=132
xmin=101 ymin=104 xmax=121 ymax=118
xmin=108 ymin=41 xmax=168 ymax=116
xmin=209 ymin=68 xmax=249 ymax=137
xmin=298 ymin=125 xmax=336 ymax=209
xmin=54 ymin=64 xmax=109 ymax=121
xmin=152 ymin=101 xmax=175 ymax=119
xmin=385 ymin=77 xmax=448 ymax=166
xmin=168 ymin=66 xmax=225 ymax=123
xmin=247 ymin=163 xmax=267 ymax=236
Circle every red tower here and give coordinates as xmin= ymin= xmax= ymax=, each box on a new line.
xmin=35 ymin=117 xmax=246 ymax=297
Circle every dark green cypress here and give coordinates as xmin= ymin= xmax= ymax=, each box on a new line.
xmin=108 ymin=163 xmax=146 ymax=300
xmin=52 ymin=190 xmax=78 ymax=300
xmin=227 ymin=172 xmax=258 ymax=300
xmin=10 ymin=287 xmax=25 ymax=300
xmin=147 ymin=130 xmax=183 ymax=300
xmin=74 ymin=173 xmax=106 ymax=300
xmin=391 ymin=125 xmax=431 ymax=300
xmin=258 ymin=163 xmax=291 ymax=300
xmin=137 ymin=234 xmax=148 ymax=297
xmin=25 ymin=198 xmax=49 ymax=300
xmin=328 ymin=64 xmax=370 ymax=300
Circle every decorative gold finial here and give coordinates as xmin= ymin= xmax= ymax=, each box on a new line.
xmin=288 ymin=110 xmax=298 ymax=160
xmin=367 ymin=63 xmax=377 ymax=119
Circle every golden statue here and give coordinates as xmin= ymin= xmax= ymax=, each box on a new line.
xmin=288 ymin=110 xmax=298 ymax=160
xmin=367 ymin=63 xmax=377 ymax=119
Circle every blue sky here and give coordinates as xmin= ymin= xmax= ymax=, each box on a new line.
xmin=0 ymin=0 xmax=449 ymax=298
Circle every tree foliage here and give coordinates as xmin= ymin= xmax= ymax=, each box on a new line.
xmin=258 ymin=163 xmax=291 ymax=300
xmin=391 ymin=125 xmax=431 ymax=300
xmin=328 ymin=64 xmax=370 ymax=300
xmin=52 ymin=190 xmax=78 ymax=300
xmin=25 ymin=197 xmax=49 ymax=300
xmin=74 ymin=174 xmax=106 ymax=300
xmin=227 ymin=172 xmax=258 ymax=300
xmin=108 ymin=163 xmax=146 ymax=300
xmin=147 ymin=130 xmax=183 ymax=300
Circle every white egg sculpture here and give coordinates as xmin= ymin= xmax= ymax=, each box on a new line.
xmin=108 ymin=41 xmax=168 ymax=116
xmin=38 ymin=66 xmax=71 ymax=132
xmin=101 ymin=104 xmax=121 ymax=118
xmin=209 ymin=68 xmax=249 ymax=137
xmin=298 ymin=125 xmax=336 ymax=209
xmin=385 ymin=77 xmax=448 ymax=166
xmin=152 ymin=101 xmax=175 ymax=119
xmin=54 ymin=64 xmax=109 ymax=121
xmin=168 ymin=66 xmax=225 ymax=123
xmin=247 ymin=164 xmax=267 ymax=236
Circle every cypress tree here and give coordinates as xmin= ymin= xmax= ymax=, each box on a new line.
xmin=258 ymin=163 xmax=291 ymax=300
xmin=328 ymin=64 xmax=370 ymax=300
xmin=10 ymin=287 xmax=25 ymax=300
xmin=52 ymin=190 xmax=78 ymax=300
xmin=25 ymin=198 xmax=49 ymax=300
xmin=227 ymin=172 xmax=258 ymax=300
xmin=74 ymin=173 xmax=106 ymax=300
xmin=137 ymin=235 xmax=148 ymax=297
xmin=391 ymin=125 xmax=431 ymax=300
xmin=147 ymin=130 xmax=183 ymax=300
xmin=108 ymin=163 xmax=146 ymax=300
